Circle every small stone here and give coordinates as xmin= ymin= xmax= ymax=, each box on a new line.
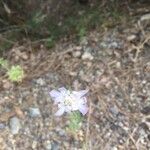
xmin=105 ymin=132 xmax=111 ymax=138
xmin=140 ymin=13 xmax=150 ymax=21
xmin=0 ymin=123 xmax=5 ymax=129
xmin=142 ymin=80 xmax=146 ymax=84
xmin=75 ymin=46 xmax=82 ymax=51
xmin=127 ymin=35 xmax=136 ymax=41
xmin=32 ymin=141 xmax=38 ymax=149
xmin=55 ymin=128 xmax=65 ymax=136
xmin=2 ymin=80 xmax=12 ymax=89
xmin=29 ymin=107 xmax=41 ymax=117
xmin=141 ymin=106 xmax=150 ymax=115
xmin=51 ymin=141 xmax=59 ymax=150
xmin=72 ymin=51 xmax=81 ymax=58
xmin=110 ymin=42 xmax=118 ymax=48
xmin=44 ymin=141 xmax=52 ymax=150
xmin=82 ymin=52 xmax=94 ymax=60
xmin=123 ymin=126 xmax=129 ymax=131
xmin=85 ymin=61 xmax=92 ymax=67
xmin=106 ymin=49 xmax=113 ymax=55
xmin=110 ymin=106 xmax=119 ymax=116
xmin=0 ymin=137 xmax=3 ymax=143
xmin=64 ymin=142 xmax=69 ymax=148
xmin=36 ymin=78 xmax=46 ymax=86
xmin=111 ymin=147 xmax=118 ymax=150
xmin=69 ymin=71 xmax=77 ymax=76
xmin=21 ymin=52 xmax=28 ymax=60
xmin=9 ymin=117 xmax=21 ymax=134
xmin=100 ymin=42 xmax=107 ymax=48
xmin=116 ymin=62 xmax=121 ymax=68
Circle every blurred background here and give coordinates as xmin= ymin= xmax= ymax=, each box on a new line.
xmin=0 ymin=0 xmax=148 ymax=51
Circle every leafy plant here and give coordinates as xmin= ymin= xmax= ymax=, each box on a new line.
xmin=7 ymin=65 xmax=24 ymax=82
xmin=0 ymin=57 xmax=24 ymax=82
xmin=68 ymin=111 xmax=83 ymax=132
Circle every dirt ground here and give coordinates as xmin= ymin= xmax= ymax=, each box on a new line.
xmin=0 ymin=2 xmax=150 ymax=150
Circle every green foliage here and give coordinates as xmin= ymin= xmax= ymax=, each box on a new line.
xmin=0 ymin=58 xmax=24 ymax=82
xmin=26 ymin=11 xmax=46 ymax=30
xmin=0 ymin=0 xmax=128 ymax=50
xmin=7 ymin=65 xmax=24 ymax=82
xmin=77 ymin=26 xmax=86 ymax=39
xmin=0 ymin=58 xmax=8 ymax=69
xmin=75 ymin=17 xmax=87 ymax=39
xmin=68 ymin=111 xmax=83 ymax=132
xmin=0 ymin=41 xmax=13 ymax=52
xmin=45 ymin=37 xmax=55 ymax=48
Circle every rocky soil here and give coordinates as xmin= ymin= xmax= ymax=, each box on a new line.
xmin=0 ymin=9 xmax=150 ymax=150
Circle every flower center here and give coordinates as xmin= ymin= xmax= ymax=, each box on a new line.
xmin=64 ymin=96 xmax=74 ymax=106
xmin=63 ymin=92 xmax=78 ymax=111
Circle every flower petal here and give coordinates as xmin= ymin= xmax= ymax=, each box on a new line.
xmin=50 ymin=90 xmax=63 ymax=104
xmin=55 ymin=107 xmax=65 ymax=116
xmin=59 ymin=87 xmax=66 ymax=91
xmin=79 ymin=105 xmax=88 ymax=115
xmin=80 ymin=97 xmax=87 ymax=104
xmin=58 ymin=87 xmax=68 ymax=95
xmin=73 ymin=90 xmax=89 ymax=98
xmin=49 ymin=90 xmax=60 ymax=98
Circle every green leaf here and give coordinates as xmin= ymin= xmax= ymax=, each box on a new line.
xmin=7 ymin=65 xmax=24 ymax=82
xmin=68 ymin=111 xmax=83 ymax=132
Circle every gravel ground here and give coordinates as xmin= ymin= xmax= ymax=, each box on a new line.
xmin=0 ymin=12 xmax=150 ymax=150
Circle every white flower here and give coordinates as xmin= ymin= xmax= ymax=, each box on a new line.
xmin=49 ymin=87 xmax=88 ymax=116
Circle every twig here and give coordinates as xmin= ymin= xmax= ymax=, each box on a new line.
xmin=0 ymin=36 xmax=15 ymax=44
xmin=125 ymin=35 xmax=150 ymax=63
xmin=125 ymin=127 xmax=139 ymax=150
xmin=85 ymin=101 xmax=92 ymax=150
xmin=128 ymin=134 xmax=139 ymax=150
xmin=132 ymin=35 xmax=150 ymax=62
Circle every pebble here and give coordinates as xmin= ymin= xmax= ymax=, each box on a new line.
xmin=51 ymin=141 xmax=60 ymax=150
xmin=110 ymin=106 xmax=119 ymax=116
xmin=72 ymin=51 xmax=81 ymax=58
xmin=9 ymin=117 xmax=21 ymax=134
xmin=29 ymin=107 xmax=41 ymax=117
xmin=100 ymin=33 xmax=123 ymax=49
xmin=109 ymin=42 xmax=118 ymax=49
xmin=44 ymin=141 xmax=52 ymax=150
xmin=140 ymin=13 xmax=150 ymax=21
xmin=75 ymin=46 xmax=82 ymax=51
xmin=36 ymin=78 xmax=46 ymax=86
xmin=2 ymin=80 xmax=12 ymax=89
xmin=106 ymin=49 xmax=113 ymax=55
xmin=0 ymin=123 xmax=5 ymax=129
xmin=116 ymin=62 xmax=121 ymax=68
xmin=32 ymin=141 xmax=38 ymax=149
xmin=127 ymin=35 xmax=136 ymax=41
xmin=111 ymin=147 xmax=118 ymax=150
xmin=82 ymin=52 xmax=94 ymax=60
xmin=21 ymin=52 xmax=28 ymax=60
xmin=55 ymin=127 xmax=66 ymax=136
